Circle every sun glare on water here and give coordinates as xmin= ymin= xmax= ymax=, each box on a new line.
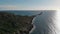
xmin=56 ymin=9 xmax=60 ymax=29
xmin=55 ymin=9 xmax=60 ymax=34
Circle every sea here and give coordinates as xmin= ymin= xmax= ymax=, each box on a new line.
xmin=0 ymin=10 xmax=60 ymax=34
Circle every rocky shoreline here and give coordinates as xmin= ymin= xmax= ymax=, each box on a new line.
xmin=0 ymin=11 xmax=42 ymax=34
xmin=29 ymin=16 xmax=37 ymax=34
xmin=29 ymin=25 xmax=36 ymax=34
xmin=0 ymin=12 xmax=34 ymax=34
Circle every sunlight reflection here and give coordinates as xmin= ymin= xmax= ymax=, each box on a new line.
xmin=55 ymin=10 xmax=60 ymax=34
xmin=56 ymin=10 xmax=60 ymax=30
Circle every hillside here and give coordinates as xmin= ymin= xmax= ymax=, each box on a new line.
xmin=0 ymin=12 xmax=34 ymax=34
xmin=0 ymin=12 xmax=42 ymax=34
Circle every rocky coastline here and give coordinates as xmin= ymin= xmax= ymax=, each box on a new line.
xmin=0 ymin=12 xmax=42 ymax=34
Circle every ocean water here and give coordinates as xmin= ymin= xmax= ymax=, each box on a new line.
xmin=0 ymin=10 xmax=60 ymax=34
xmin=31 ymin=11 xmax=60 ymax=34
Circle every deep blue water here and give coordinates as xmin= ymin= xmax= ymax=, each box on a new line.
xmin=1 ymin=10 xmax=41 ymax=16
xmin=1 ymin=10 xmax=60 ymax=34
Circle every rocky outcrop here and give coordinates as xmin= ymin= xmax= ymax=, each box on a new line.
xmin=0 ymin=12 xmax=42 ymax=34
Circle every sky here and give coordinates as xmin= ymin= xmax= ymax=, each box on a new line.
xmin=0 ymin=0 xmax=60 ymax=10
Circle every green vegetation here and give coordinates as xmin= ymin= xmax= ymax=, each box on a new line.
xmin=0 ymin=12 xmax=34 ymax=34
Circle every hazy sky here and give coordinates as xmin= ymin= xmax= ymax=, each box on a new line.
xmin=0 ymin=0 xmax=60 ymax=10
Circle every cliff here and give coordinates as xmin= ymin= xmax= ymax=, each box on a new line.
xmin=0 ymin=12 xmax=42 ymax=34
